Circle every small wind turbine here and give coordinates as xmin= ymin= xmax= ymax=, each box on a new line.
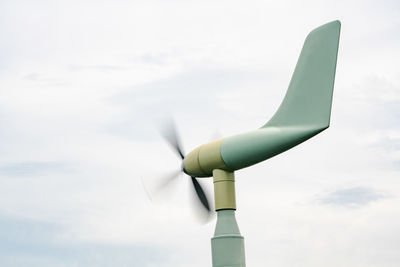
xmin=156 ymin=20 xmax=341 ymax=267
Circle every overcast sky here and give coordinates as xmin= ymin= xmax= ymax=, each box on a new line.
xmin=0 ymin=0 xmax=399 ymax=266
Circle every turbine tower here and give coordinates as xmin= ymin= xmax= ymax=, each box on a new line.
xmin=159 ymin=20 xmax=341 ymax=267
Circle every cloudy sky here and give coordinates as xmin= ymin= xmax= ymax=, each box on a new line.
xmin=0 ymin=0 xmax=399 ymax=266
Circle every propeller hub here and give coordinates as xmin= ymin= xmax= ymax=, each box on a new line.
xmin=183 ymin=139 xmax=229 ymax=177
xmin=181 ymin=161 xmax=186 ymax=174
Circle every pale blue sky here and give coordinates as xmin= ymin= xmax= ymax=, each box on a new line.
xmin=0 ymin=0 xmax=399 ymax=266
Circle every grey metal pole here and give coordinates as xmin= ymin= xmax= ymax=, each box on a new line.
xmin=211 ymin=210 xmax=245 ymax=267
xmin=211 ymin=170 xmax=245 ymax=267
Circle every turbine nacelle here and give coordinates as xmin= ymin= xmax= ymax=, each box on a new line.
xmin=183 ymin=126 xmax=328 ymax=178
xmin=183 ymin=139 xmax=229 ymax=177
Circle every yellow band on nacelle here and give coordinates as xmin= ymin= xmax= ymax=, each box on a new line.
xmin=183 ymin=139 xmax=229 ymax=177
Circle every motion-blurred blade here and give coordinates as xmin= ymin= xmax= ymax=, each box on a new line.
xmin=156 ymin=169 xmax=182 ymax=190
xmin=191 ymin=176 xmax=211 ymax=212
xmin=153 ymin=169 xmax=182 ymax=194
xmin=141 ymin=169 xmax=182 ymax=202
xmin=160 ymin=120 xmax=185 ymax=159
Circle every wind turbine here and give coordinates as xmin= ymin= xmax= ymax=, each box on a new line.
xmin=158 ymin=20 xmax=341 ymax=267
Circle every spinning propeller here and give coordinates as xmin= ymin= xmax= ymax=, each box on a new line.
xmin=155 ymin=121 xmax=211 ymax=219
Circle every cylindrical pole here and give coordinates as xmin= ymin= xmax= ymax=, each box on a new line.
xmin=211 ymin=170 xmax=245 ymax=267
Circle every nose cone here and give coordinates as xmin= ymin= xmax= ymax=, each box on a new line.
xmin=183 ymin=146 xmax=205 ymax=177
xmin=183 ymin=139 xmax=229 ymax=177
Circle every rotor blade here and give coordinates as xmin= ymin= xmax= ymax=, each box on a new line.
xmin=160 ymin=120 xmax=185 ymax=159
xmin=153 ymin=169 xmax=182 ymax=194
xmin=190 ymin=176 xmax=211 ymax=212
xmin=140 ymin=176 xmax=154 ymax=201
xmin=141 ymin=169 xmax=182 ymax=203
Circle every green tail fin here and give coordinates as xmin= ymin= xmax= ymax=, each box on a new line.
xmin=263 ymin=20 xmax=341 ymax=129
xmin=221 ymin=21 xmax=341 ymax=171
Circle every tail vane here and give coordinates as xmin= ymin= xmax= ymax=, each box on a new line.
xmin=219 ymin=21 xmax=341 ymax=172
xmin=263 ymin=20 xmax=341 ymax=129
